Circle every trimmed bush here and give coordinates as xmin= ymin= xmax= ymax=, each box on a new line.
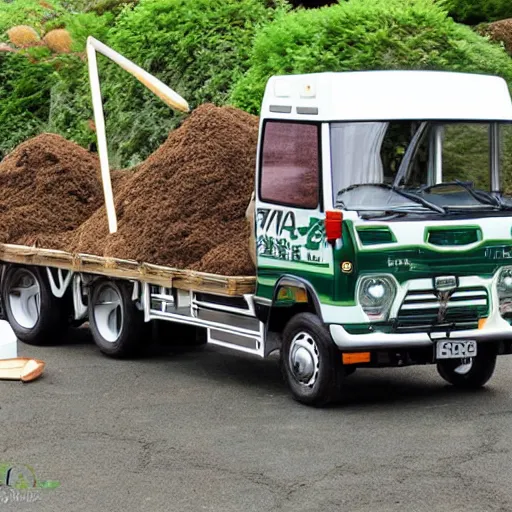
xmin=441 ymin=0 xmax=512 ymax=25
xmin=287 ymin=0 xmax=337 ymax=7
xmin=0 ymin=0 xmax=64 ymax=37
xmin=99 ymin=0 xmax=280 ymax=167
xmin=480 ymin=19 xmax=512 ymax=55
xmin=6 ymin=25 xmax=40 ymax=47
xmin=0 ymin=53 xmax=55 ymax=158
xmin=43 ymin=28 xmax=73 ymax=53
xmin=231 ymin=0 xmax=512 ymax=114
xmin=46 ymin=11 xmax=115 ymax=149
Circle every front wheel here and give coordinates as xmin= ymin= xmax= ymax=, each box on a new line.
xmin=281 ymin=313 xmax=344 ymax=406
xmin=436 ymin=343 xmax=498 ymax=389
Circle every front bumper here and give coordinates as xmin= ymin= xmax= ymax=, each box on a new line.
xmin=329 ymin=318 xmax=512 ymax=350
xmin=327 ymin=273 xmax=512 ymax=350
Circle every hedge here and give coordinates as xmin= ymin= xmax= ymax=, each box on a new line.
xmin=0 ymin=0 xmax=65 ymax=37
xmin=0 ymin=53 xmax=55 ymax=157
xmin=441 ymin=0 xmax=512 ymax=25
xmin=96 ymin=0 xmax=281 ymax=167
xmin=231 ymin=0 xmax=512 ymax=114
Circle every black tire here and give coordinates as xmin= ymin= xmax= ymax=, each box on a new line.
xmin=281 ymin=312 xmax=344 ymax=406
xmin=437 ymin=343 xmax=498 ymax=389
xmin=153 ymin=321 xmax=207 ymax=348
xmin=88 ymin=279 xmax=149 ymax=358
xmin=1 ymin=265 xmax=69 ymax=345
xmin=345 ymin=367 xmax=357 ymax=377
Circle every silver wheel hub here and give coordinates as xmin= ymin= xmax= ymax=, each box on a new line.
xmin=8 ymin=269 xmax=41 ymax=329
xmin=93 ymin=285 xmax=123 ymax=343
xmin=289 ymin=332 xmax=320 ymax=387
xmin=454 ymin=358 xmax=473 ymax=375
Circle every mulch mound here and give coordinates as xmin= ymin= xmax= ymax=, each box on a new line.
xmin=12 ymin=104 xmax=259 ymax=276
xmin=0 ymin=133 xmax=102 ymax=246
xmin=481 ymin=19 xmax=512 ymax=55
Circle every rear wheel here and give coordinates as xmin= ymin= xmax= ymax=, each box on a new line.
xmin=436 ymin=343 xmax=498 ymax=389
xmin=281 ymin=313 xmax=344 ymax=406
xmin=1 ymin=265 xmax=69 ymax=345
xmin=88 ymin=279 xmax=148 ymax=358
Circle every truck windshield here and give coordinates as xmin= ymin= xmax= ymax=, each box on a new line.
xmin=331 ymin=121 xmax=512 ymax=213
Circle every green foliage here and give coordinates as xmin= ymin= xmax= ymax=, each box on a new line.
xmin=46 ymin=11 xmax=114 ymax=149
xmin=0 ymin=53 xmax=55 ymax=157
xmin=231 ymin=0 xmax=512 ymax=114
xmin=90 ymin=0 xmax=138 ymax=15
xmin=0 ymin=0 xmax=279 ymax=167
xmin=0 ymin=0 xmax=64 ymax=37
xmin=52 ymin=11 xmax=113 ymax=50
xmin=440 ymin=0 xmax=512 ymax=25
xmin=501 ymin=125 xmax=512 ymax=194
xmin=100 ymin=0 xmax=279 ymax=166
xmin=47 ymin=57 xmax=96 ymax=149
xmin=0 ymin=0 xmax=113 ymax=159
xmin=61 ymin=0 xmax=138 ymax=15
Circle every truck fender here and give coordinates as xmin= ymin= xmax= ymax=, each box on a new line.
xmin=259 ymin=276 xmax=323 ymax=357
xmin=271 ymin=275 xmax=323 ymax=319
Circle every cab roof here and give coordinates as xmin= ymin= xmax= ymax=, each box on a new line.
xmin=261 ymin=70 xmax=512 ymax=122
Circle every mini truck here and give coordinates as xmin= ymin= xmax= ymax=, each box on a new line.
xmin=2 ymin=70 xmax=512 ymax=406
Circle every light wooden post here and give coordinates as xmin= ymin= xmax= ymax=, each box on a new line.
xmin=86 ymin=36 xmax=190 ymax=233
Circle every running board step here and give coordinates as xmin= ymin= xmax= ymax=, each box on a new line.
xmin=207 ymin=329 xmax=262 ymax=356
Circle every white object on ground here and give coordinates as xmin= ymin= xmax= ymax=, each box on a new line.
xmin=0 ymin=320 xmax=17 ymax=360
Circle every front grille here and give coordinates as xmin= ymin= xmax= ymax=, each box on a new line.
xmin=394 ymin=286 xmax=488 ymax=333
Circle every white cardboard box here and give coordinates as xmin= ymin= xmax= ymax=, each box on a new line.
xmin=0 ymin=321 xmax=17 ymax=360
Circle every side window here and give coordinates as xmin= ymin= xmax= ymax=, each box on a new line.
xmin=501 ymin=123 xmax=512 ymax=195
xmin=260 ymin=121 xmax=320 ymax=209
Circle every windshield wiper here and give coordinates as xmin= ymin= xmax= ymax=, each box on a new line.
xmin=335 ymin=183 xmax=446 ymax=214
xmin=390 ymin=186 xmax=446 ymax=214
xmin=454 ymin=180 xmax=500 ymax=208
xmin=419 ymin=181 xmax=512 ymax=211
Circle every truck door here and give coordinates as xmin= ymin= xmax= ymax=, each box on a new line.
xmin=255 ymin=120 xmax=333 ymax=300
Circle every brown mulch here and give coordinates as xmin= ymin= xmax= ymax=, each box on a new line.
xmin=480 ymin=18 xmax=512 ymax=55
xmin=0 ymin=133 xmax=102 ymax=246
xmin=7 ymin=105 xmax=259 ymax=276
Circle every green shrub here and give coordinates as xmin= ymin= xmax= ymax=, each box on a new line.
xmin=0 ymin=0 xmax=65 ymax=38
xmin=60 ymin=0 xmax=138 ymax=15
xmin=0 ymin=0 xmax=113 ymax=158
xmin=47 ymin=57 xmax=97 ymax=150
xmin=0 ymin=53 xmax=55 ymax=158
xmin=440 ymin=0 xmax=512 ymax=25
xmin=45 ymin=10 xmax=116 ymax=151
xmin=99 ymin=0 xmax=280 ymax=167
xmin=231 ymin=0 xmax=512 ymax=114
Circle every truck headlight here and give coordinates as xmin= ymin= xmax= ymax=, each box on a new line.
xmin=358 ymin=275 xmax=396 ymax=321
xmin=497 ymin=267 xmax=512 ymax=318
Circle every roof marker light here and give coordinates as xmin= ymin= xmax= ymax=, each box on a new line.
xmin=300 ymin=83 xmax=316 ymax=98
xmin=274 ymin=79 xmax=291 ymax=98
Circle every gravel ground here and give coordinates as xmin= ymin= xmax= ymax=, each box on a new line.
xmin=2 ymin=330 xmax=512 ymax=511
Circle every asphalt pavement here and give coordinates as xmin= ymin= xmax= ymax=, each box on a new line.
xmin=2 ymin=328 xmax=512 ymax=511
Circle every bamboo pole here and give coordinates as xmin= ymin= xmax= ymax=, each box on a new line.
xmin=87 ymin=40 xmax=117 ymax=234
xmin=88 ymin=37 xmax=190 ymax=113
xmin=86 ymin=37 xmax=190 ymax=234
